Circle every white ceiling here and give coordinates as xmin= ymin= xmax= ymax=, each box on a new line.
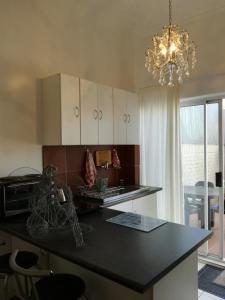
xmin=132 ymin=0 xmax=225 ymax=36
xmin=14 ymin=0 xmax=225 ymax=89
xmin=33 ymin=0 xmax=225 ymax=35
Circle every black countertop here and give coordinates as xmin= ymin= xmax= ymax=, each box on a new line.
xmin=76 ymin=185 xmax=162 ymax=207
xmin=0 ymin=208 xmax=211 ymax=293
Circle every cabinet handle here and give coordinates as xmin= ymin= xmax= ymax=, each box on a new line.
xmin=127 ymin=114 xmax=131 ymax=123
xmin=73 ymin=106 xmax=80 ymax=118
xmin=99 ymin=110 xmax=103 ymax=120
xmin=123 ymin=114 xmax=127 ymax=122
xmin=93 ymin=109 xmax=98 ymax=120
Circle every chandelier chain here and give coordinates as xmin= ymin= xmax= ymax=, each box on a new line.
xmin=169 ymin=0 xmax=172 ymax=25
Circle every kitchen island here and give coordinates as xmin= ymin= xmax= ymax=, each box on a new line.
xmin=0 ymin=208 xmax=211 ymax=300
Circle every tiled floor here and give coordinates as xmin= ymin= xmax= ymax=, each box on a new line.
xmin=198 ymin=262 xmax=224 ymax=300
xmin=198 ymin=290 xmax=224 ymax=299
xmin=190 ymin=213 xmax=225 ymax=257
xmin=208 ymin=213 xmax=225 ymax=257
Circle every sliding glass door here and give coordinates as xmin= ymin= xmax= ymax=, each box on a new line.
xmin=181 ymin=99 xmax=224 ymax=260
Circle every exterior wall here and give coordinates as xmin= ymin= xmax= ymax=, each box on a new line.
xmin=181 ymin=144 xmax=219 ymax=186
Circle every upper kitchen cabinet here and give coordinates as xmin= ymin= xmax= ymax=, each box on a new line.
xmin=98 ymin=84 xmax=113 ymax=144
xmin=80 ymin=79 xmax=113 ymax=145
xmin=80 ymin=79 xmax=98 ymax=145
xmin=113 ymin=89 xmax=127 ymax=145
xmin=42 ymin=73 xmax=80 ymax=145
xmin=126 ymin=92 xmax=140 ymax=145
xmin=113 ymin=88 xmax=140 ymax=145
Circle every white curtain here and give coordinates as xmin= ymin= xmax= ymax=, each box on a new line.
xmin=140 ymin=86 xmax=183 ymax=223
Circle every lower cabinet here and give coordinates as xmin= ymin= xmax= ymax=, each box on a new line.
xmin=108 ymin=194 xmax=158 ymax=218
xmin=49 ymin=252 xmax=197 ymax=300
xmin=133 ymin=194 xmax=157 ymax=218
xmin=108 ymin=200 xmax=133 ymax=212
xmin=0 ymin=231 xmax=12 ymax=299
xmin=49 ymin=254 xmax=152 ymax=300
xmin=0 ymin=230 xmax=11 ymax=255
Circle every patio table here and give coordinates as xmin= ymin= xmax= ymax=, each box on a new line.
xmin=184 ymin=185 xmax=219 ymax=229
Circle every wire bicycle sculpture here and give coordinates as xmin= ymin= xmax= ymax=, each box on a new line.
xmin=26 ymin=165 xmax=84 ymax=248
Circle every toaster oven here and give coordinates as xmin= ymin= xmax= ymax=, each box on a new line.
xmin=0 ymin=175 xmax=41 ymax=219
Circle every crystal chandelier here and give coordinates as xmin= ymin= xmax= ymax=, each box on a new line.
xmin=145 ymin=0 xmax=197 ymax=86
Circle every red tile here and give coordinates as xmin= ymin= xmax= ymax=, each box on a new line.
xmin=134 ymin=145 xmax=140 ymax=165
xmin=116 ymin=146 xmax=126 ymax=167
xmin=66 ymin=146 xmax=85 ymax=172
xmin=108 ymin=169 xmax=121 ymax=186
xmin=67 ymin=171 xmax=86 ymax=193
xmin=120 ymin=166 xmax=134 ymax=185
xmin=54 ymin=173 xmax=67 ymax=187
xmin=89 ymin=145 xmax=114 ymax=152
xmin=134 ymin=166 xmax=140 ymax=185
xmin=43 ymin=144 xmax=138 ymax=191
xmin=96 ymin=168 xmax=120 ymax=187
xmin=119 ymin=146 xmax=134 ymax=167
xmin=43 ymin=146 xmax=66 ymax=173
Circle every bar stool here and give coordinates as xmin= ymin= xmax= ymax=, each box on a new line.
xmin=0 ymin=250 xmax=38 ymax=300
xmin=35 ymin=273 xmax=86 ymax=300
xmin=10 ymin=249 xmax=87 ymax=300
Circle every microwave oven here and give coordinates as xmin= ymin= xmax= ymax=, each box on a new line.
xmin=0 ymin=174 xmax=42 ymax=219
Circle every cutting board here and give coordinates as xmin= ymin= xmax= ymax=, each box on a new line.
xmin=96 ymin=150 xmax=112 ymax=167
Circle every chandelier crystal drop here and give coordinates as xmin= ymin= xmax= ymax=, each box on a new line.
xmin=145 ymin=0 xmax=197 ymax=86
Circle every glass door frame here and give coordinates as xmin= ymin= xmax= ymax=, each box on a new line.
xmin=181 ymin=97 xmax=224 ymax=261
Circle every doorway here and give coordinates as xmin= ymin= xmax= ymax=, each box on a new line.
xmin=180 ymin=99 xmax=224 ymax=260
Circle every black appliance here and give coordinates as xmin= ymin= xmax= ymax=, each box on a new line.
xmin=0 ymin=174 xmax=42 ymax=219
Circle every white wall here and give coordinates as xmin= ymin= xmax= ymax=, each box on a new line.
xmin=0 ymin=0 xmax=134 ymax=176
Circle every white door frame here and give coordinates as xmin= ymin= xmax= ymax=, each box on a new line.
xmin=181 ymin=98 xmax=224 ymax=260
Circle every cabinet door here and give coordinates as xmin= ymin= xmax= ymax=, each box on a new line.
xmin=132 ymin=194 xmax=157 ymax=218
xmin=108 ymin=201 xmax=133 ymax=212
xmin=126 ymin=92 xmax=140 ymax=145
xmin=0 ymin=231 xmax=11 ymax=255
xmin=98 ymin=84 xmax=113 ymax=145
xmin=80 ymin=79 xmax=98 ymax=145
xmin=61 ymin=74 xmax=80 ymax=145
xmin=113 ymin=88 xmax=127 ymax=145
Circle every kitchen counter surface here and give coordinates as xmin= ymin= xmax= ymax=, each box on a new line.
xmin=76 ymin=185 xmax=162 ymax=207
xmin=0 ymin=208 xmax=211 ymax=293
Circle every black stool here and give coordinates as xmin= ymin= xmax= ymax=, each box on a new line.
xmin=35 ymin=273 xmax=86 ymax=300
xmin=10 ymin=249 xmax=87 ymax=300
xmin=0 ymin=251 xmax=38 ymax=300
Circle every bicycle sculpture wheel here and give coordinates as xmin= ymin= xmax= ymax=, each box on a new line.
xmin=27 ymin=165 xmax=84 ymax=248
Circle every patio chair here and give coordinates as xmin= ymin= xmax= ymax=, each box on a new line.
xmin=195 ymin=181 xmax=219 ymax=228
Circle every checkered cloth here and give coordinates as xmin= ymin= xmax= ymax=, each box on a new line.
xmin=112 ymin=149 xmax=121 ymax=168
xmin=85 ymin=150 xmax=97 ymax=188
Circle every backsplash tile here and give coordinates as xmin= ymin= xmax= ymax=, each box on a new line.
xmin=54 ymin=173 xmax=67 ymax=186
xmin=67 ymin=171 xmax=85 ymax=192
xmin=66 ymin=146 xmax=85 ymax=172
xmin=42 ymin=146 xmax=66 ymax=174
xmin=43 ymin=145 xmax=140 ymax=192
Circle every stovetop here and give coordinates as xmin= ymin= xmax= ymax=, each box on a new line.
xmin=107 ymin=212 xmax=167 ymax=232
